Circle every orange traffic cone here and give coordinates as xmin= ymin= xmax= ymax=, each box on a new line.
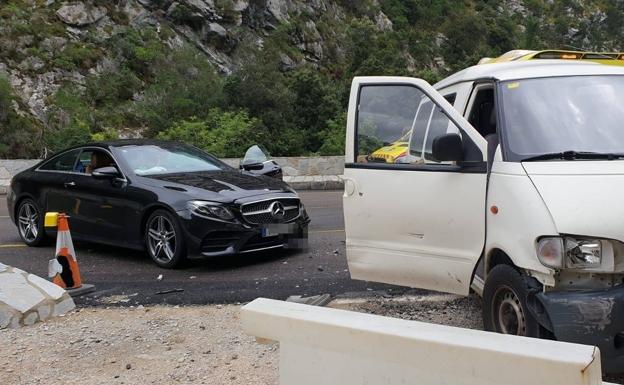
xmin=53 ymin=214 xmax=82 ymax=289
xmin=46 ymin=212 xmax=94 ymax=296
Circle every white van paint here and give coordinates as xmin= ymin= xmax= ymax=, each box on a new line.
xmin=343 ymin=60 xmax=624 ymax=373
xmin=242 ymin=298 xmax=608 ymax=385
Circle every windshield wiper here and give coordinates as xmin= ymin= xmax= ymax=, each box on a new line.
xmin=522 ymin=151 xmax=624 ymax=162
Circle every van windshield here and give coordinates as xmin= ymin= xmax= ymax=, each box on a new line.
xmin=500 ymin=75 xmax=624 ymax=161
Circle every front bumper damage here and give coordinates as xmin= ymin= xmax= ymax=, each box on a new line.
xmin=529 ymin=284 xmax=624 ymax=373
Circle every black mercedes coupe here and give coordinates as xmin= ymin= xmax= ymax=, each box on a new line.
xmin=7 ymin=140 xmax=309 ymax=268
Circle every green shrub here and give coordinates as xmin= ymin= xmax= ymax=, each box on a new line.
xmin=53 ymin=43 xmax=102 ymax=71
xmin=318 ymin=112 xmax=346 ymax=156
xmin=157 ymin=109 xmax=267 ymax=158
xmin=0 ymin=76 xmax=42 ymax=158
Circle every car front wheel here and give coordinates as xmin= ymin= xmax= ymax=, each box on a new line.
xmin=145 ymin=209 xmax=187 ymax=268
xmin=482 ymin=264 xmax=541 ymax=337
xmin=17 ymin=198 xmax=46 ymax=246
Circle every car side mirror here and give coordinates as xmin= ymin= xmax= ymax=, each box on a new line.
xmin=241 ymin=163 xmax=264 ymax=171
xmin=92 ymin=166 xmax=121 ymax=179
xmin=431 ymin=133 xmax=464 ymax=162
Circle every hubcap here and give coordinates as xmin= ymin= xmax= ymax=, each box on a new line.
xmin=493 ymin=286 xmax=526 ymax=335
xmin=18 ymin=202 xmax=39 ymax=243
xmin=147 ymin=216 xmax=176 ymax=263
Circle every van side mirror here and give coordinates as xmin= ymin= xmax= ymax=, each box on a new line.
xmin=92 ymin=166 xmax=121 ymax=179
xmin=431 ymin=133 xmax=464 ymax=162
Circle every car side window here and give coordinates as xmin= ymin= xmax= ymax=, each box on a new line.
xmin=356 ymin=85 xmax=464 ymax=166
xmin=39 ymin=149 xmax=81 ymax=172
xmin=76 ymin=149 xmax=118 ymax=174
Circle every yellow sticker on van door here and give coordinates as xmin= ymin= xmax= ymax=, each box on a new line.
xmin=507 ymin=82 xmax=520 ymax=89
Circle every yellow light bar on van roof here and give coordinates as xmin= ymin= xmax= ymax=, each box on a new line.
xmin=479 ymin=50 xmax=624 ymax=66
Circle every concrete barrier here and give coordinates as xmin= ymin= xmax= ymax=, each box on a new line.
xmin=0 ymin=263 xmax=75 ymax=329
xmin=0 ymin=156 xmax=344 ymax=193
xmin=241 ymin=298 xmax=612 ymax=385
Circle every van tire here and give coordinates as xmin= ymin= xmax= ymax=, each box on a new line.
xmin=482 ymin=264 xmax=540 ymax=338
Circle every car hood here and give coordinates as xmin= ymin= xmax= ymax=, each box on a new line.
xmin=140 ymin=170 xmax=293 ymax=202
xmin=523 ymin=161 xmax=624 ymax=240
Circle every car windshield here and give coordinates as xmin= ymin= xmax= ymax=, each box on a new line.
xmin=114 ymin=144 xmax=226 ymax=175
xmin=500 ymin=75 xmax=624 ymax=161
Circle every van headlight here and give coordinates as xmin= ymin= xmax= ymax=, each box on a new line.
xmin=537 ymin=236 xmax=604 ymax=269
xmin=187 ymin=200 xmax=235 ymax=222
xmin=564 ymin=238 xmax=602 ymax=269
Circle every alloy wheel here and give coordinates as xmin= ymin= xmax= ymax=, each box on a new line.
xmin=492 ymin=285 xmax=526 ymax=335
xmin=18 ymin=202 xmax=39 ymax=243
xmin=147 ymin=215 xmax=177 ymax=263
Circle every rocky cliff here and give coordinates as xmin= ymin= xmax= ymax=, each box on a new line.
xmin=1 ymin=0 xmax=623 ymax=158
xmin=1 ymin=0 xmax=369 ymax=122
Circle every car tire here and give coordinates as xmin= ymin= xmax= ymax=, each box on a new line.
xmin=482 ymin=264 xmax=540 ymax=338
xmin=145 ymin=209 xmax=187 ymax=269
xmin=16 ymin=198 xmax=46 ymax=247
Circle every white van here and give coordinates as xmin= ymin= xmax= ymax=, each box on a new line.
xmin=343 ymin=51 xmax=624 ymax=372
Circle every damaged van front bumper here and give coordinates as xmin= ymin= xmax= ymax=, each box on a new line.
xmin=529 ymin=284 xmax=624 ymax=373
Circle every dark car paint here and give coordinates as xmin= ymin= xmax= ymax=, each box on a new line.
xmin=240 ymin=160 xmax=284 ymax=179
xmin=8 ymin=140 xmax=307 ymax=256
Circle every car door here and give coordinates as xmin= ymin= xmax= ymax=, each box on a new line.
xmin=343 ymin=77 xmax=488 ymax=295
xmin=36 ymin=149 xmax=81 ymax=215
xmin=63 ymin=148 xmax=131 ymax=243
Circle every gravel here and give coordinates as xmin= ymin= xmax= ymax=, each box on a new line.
xmin=0 ymin=305 xmax=278 ymax=385
xmin=1 ymin=294 xmax=622 ymax=384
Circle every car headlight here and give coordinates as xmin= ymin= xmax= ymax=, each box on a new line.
xmin=537 ymin=236 xmax=604 ymax=269
xmin=187 ymin=201 xmax=235 ymax=222
xmin=536 ymin=237 xmax=564 ymax=268
xmin=564 ymin=238 xmax=602 ymax=269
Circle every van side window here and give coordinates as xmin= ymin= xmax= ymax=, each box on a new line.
xmin=467 ymin=87 xmax=496 ymax=138
xmin=467 ymin=85 xmax=497 ymax=167
xmin=356 ymin=86 xmax=465 ymax=165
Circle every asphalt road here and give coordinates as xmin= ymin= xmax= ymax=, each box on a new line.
xmin=0 ymin=190 xmax=403 ymax=305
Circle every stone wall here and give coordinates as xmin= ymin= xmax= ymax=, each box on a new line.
xmin=222 ymin=156 xmax=345 ymax=176
xmin=0 ymin=159 xmax=40 ymax=194
xmin=0 ymin=156 xmax=345 ymax=194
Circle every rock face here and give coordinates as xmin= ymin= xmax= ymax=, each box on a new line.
xmin=56 ymin=2 xmax=108 ymax=27
xmin=0 ymin=263 xmax=75 ymax=329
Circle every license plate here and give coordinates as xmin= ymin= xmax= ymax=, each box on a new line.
xmin=261 ymin=228 xmax=276 ymax=237
xmin=261 ymin=224 xmax=296 ymax=237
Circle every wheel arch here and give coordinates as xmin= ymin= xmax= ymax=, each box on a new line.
xmin=13 ymin=193 xmax=39 ymax=224
xmin=485 ymin=247 xmax=520 ymax=276
xmin=139 ymin=203 xmax=179 ymax=240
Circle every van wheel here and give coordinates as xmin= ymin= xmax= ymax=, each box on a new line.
xmin=482 ymin=264 xmax=540 ymax=337
xmin=145 ymin=210 xmax=187 ymax=269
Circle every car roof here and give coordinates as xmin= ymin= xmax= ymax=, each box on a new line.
xmin=434 ymin=59 xmax=624 ymax=89
xmin=65 ymin=139 xmax=182 ymax=150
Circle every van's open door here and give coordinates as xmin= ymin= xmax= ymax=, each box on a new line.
xmin=343 ymin=77 xmax=488 ymax=295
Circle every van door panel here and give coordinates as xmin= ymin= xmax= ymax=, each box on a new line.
xmin=344 ymin=77 xmax=487 ymax=295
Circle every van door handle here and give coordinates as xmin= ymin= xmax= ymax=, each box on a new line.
xmin=64 ymin=181 xmax=76 ymax=188
xmin=343 ymin=177 xmax=361 ymax=197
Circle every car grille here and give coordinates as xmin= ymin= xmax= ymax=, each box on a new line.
xmin=240 ymin=198 xmax=300 ymax=224
xmin=200 ymin=231 xmax=241 ymax=253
